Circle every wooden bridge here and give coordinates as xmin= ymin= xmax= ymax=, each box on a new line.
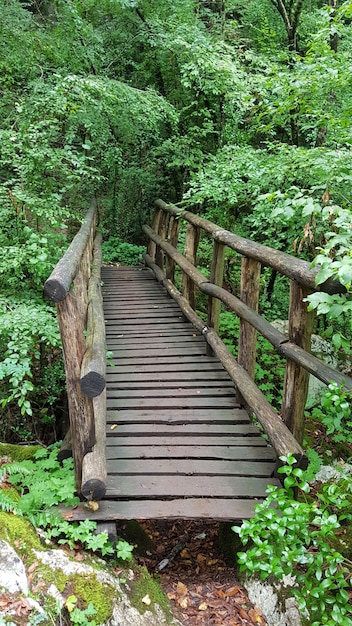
xmin=44 ymin=199 xmax=351 ymax=522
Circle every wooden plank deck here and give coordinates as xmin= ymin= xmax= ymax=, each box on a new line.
xmin=84 ymin=266 xmax=281 ymax=521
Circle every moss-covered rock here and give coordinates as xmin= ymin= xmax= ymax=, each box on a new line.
xmin=0 ymin=512 xmax=181 ymax=626
xmin=0 ymin=442 xmax=42 ymax=462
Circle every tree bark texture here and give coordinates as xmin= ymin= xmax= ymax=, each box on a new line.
xmin=56 ymin=293 xmax=95 ymax=491
xmin=282 ymin=281 xmax=314 ymax=444
xmin=80 ymin=233 xmax=106 ymax=398
xmin=44 ymin=199 xmax=97 ymax=302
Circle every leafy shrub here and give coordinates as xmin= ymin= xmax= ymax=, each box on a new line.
xmin=0 ymin=445 xmax=133 ymax=562
xmin=0 ymin=296 xmax=65 ymax=441
xmin=233 ymin=454 xmax=352 ymax=626
xmin=102 ymin=237 xmax=145 ymax=265
xmin=306 ymin=382 xmax=352 ymax=445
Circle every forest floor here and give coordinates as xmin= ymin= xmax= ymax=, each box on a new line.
xmin=124 ymin=519 xmax=267 ymax=626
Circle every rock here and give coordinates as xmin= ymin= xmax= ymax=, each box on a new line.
xmin=314 ymin=462 xmax=352 ymax=483
xmin=245 ymin=575 xmax=308 ymax=626
xmin=0 ymin=513 xmax=181 ymax=626
xmin=0 ymin=539 xmax=28 ymax=595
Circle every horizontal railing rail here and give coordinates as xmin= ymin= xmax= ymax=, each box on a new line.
xmin=44 ymin=198 xmax=106 ymax=500
xmin=143 ymin=200 xmax=351 ymax=462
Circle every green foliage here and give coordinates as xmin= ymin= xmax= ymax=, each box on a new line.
xmin=65 ymin=596 xmax=98 ymax=626
xmin=0 ymin=445 xmax=133 ymax=563
xmin=102 ymin=237 xmax=145 ymax=265
xmin=306 ymin=382 xmax=352 ymax=444
xmin=0 ymin=296 xmax=64 ymax=440
xmin=233 ymin=454 xmax=352 ymax=626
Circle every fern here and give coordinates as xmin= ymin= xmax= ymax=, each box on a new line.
xmin=0 ymin=462 xmax=31 ymax=482
xmin=0 ymin=445 xmax=133 ymax=562
xmin=0 ymin=489 xmax=22 ymax=514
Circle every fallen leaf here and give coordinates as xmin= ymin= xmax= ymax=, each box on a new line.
xmin=176 ymin=581 xmax=188 ymax=596
xmin=224 ymin=584 xmax=241 ymax=597
xmin=196 ymin=553 xmax=206 ymax=564
xmin=249 ymin=607 xmax=265 ymax=623
xmin=198 ymin=602 xmax=207 ymax=611
xmin=142 ymin=594 xmax=151 ymax=606
xmin=180 ymin=548 xmax=191 ymax=558
xmin=27 ymin=560 xmax=39 ymax=575
xmin=87 ymin=501 xmax=99 ymax=512
xmin=110 ymin=424 xmax=117 ymax=430
xmin=179 ymin=597 xmax=188 ymax=609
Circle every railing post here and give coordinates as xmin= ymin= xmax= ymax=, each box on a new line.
xmin=147 ymin=206 xmax=162 ymax=262
xmin=56 ymin=293 xmax=95 ymax=491
xmin=182 ymin=223 xmax=199 ymax=309
xmin=155 ymin=210 xmax=168 ymax=271
xmin=206 ymin=241 xmax=225 ymax=355
xmin=281 ymin=281 xmax=314 ymax=445
xmin=165 ymin=215 xmax=180 ymax=282
xmin=44 ymin=200 xmax=98 ymax=493
xmin=238 ymin=257 xmax=261 ymax=380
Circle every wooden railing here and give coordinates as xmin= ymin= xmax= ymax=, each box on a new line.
xmin=143 ymin=199 xmax=352 ymax=463
xmin=44 ymin=199 xmax=107 ymax=500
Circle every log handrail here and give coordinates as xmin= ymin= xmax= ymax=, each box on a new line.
xmin=155 ymin=199 xmax=345 ymax=294
xmin=44 ymin=199 xmax=106 ymax=498
xmin=144 ymin=200 xmax=351 ymax=457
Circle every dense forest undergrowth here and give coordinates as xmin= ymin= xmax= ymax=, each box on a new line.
xmin=0 ymin=1 xmax=352 ymax=624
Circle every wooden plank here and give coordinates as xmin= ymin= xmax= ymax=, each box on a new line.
xmin=105 ymin=474 xmax=278 ymax=497
xmin=105 ymin=424 xmax=258 ymax=435
xmin=106 ymin=380 xmax=235 ymax=389
xmin=60 ymin=498 xmax=267 ymax=521
xmin=105 ymin=436 xmax=268 ymax=447
xmin=105 ymin=371 xmax=231 ymax=382
xmin=106 ymin=362 xmax=227 ymax=374
xmin=105 ymin=336 xmax=203 ymax=346
xmin=105 ymin=444 xmax=275 ymax=460
xmin=106 ymin=330 xmax=202 ymax=339
xmin=107 ymin=356 xmax=220 ymax=366
xmin=107 ymin=388 xmax=236 ymax=398
xmin=108 ymin=347 xmax=206 ymax=358
xmin=104 ymin=322 xmax=190 ymax=332
xmin=106 ymin=458 xmax=276 ymax=476
xmin=103 ymin=298 xmax=178 ymax=305
xmin=105 ymin=311 xmax=185 ymax=320
xmin=106 ymin=397 xmax=240 ymax=409
xmin=104 ymin=323 xmax=189 ymax=330
xmin=106 ymin=408 xmax=248 ymax=422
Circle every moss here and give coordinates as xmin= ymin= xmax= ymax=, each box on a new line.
xmin=0 ymin=443 xmax=41 ymax=462
xmin=73 ymin=574 xmax=116 ymax=623
xmin=128 ymin=566 xmax=173 ymax=623
xmin=0 ymin=512 xmax=43 ymax=558
xmin=0 ymin=510 xmax=173 ymax=625
xmin=31 ymin=558 xmax=117 ymax=623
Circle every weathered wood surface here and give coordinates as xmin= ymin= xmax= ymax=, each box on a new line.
xmin=93 ymin=265 xmax=281 ymax=521
xmin=81 ymin=389 xmax=107 ymax=501
xmin=282 ymin=281 xmax=314 ymax=445
xmin=238 ymin=257 xmax=261 ymax=382
xmin=44 ymin=199 xmax=97 ymax=302
xmin=80 ymin=232 xmax=106 ymax=398
xmin=56 ymin=292 xmax=95 ymax=490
